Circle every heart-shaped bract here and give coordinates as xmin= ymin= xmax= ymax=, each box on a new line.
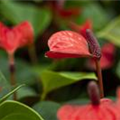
xmin=69 ymin=21 xmax=101 ymax=60
xmin=45 ymin=30 xmax=92 ymax=59
xmin=0 ymin=21 xmax=33 ymax=55
xmin=57 ymin=98 xmax=120 ymax=120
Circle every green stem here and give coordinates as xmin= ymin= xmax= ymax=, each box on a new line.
xmin=28 ymin=43 xmax=38 ymax=65
xmin=41 ymin=92 xmax=47 ymax=101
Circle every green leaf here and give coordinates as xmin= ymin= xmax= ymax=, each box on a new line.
xmin=33 ymin=101 xmax=60 ymax=120
xmin=0 ymin=0 xmax=52 ymax=36
xmin=97 ymin=16 xmax=120 ymax=47
xmin=65 ymin=1 xmax=92 ymax=7
xmin=0 ymin=71 xmax=11 ymax=98
xmin=0 ymin=100 xmax=43 ymax=120
xmin=16 ymin=59 xmax=37 ymax=85
xmin=39 ymin=70 xmax=97 ymax=96
xmin=17 ymin=86 xmax=37 ymax=100
xmin=76 ymin=3 xmax=109 ymax=31
xmin=116 ymin=61 xmax=120 ymax=79
xmin=0 ymin=57 xmax=37 ymax=85
xmin=65 ymin=98 xmax=89 ymax=105
xmin=33 ymin=64 xmax=51 ymax=77
xmin=0 ymin=84 xmax=25 ymax=103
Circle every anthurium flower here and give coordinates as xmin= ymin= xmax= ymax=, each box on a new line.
xmin=0 ymin=21 xmax=33 ymax=55
xmin=116 ymin=87 xmax=120 ymax=110
xmin=45 ymin=30 xmax=93 ymax=59
xmin=87 ymin=43 xmax=115 ymax=70
xmin=49 ymin=1 xmax=80 ymax=18
xmin=57 ymin=81 xmax=120 ymax=120
xmin=57 ymin=99 xmax=119 ymax=120
xmin=57 ymin=8 xmax=80 ymax=18
xmin=69 ymin=19 xmax=92 ymax=38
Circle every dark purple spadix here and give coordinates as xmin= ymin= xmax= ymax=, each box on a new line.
xmin=86 ymin=29 xmax=101 ymax=59
xmin=88 ymin=81 xmax=100 ymax=105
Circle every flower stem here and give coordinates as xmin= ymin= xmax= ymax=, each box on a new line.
xmin=28 ymin=43 xmax=38 ymax=65
xmin=95 ymin=60 xmax=104 ymax=98
xmin=85 ymin=29 xmax=104 ymax=98
xmin=9 ymin=54 xmax=17 ymax=100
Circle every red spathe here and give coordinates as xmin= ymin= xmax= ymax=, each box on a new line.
xmin=57 ymin=99 xmax=120 ymax=120
xmin=0 ymin=21 xmax=33 ymax=55
xmin=46 ymin=31 xmax=92 ymax=59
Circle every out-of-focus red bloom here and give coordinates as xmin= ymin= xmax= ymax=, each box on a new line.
xmin=45 ymin=30 xmax=93 ymax=59
xmin=57 ymin=99 xmax=120 ymax=120
xmin=49 ymin=1 xmax=80 ymax=18
xmin=116 ymin=87 xmax=120 ymax=110
xmin=57 ymin=8 xmax=80 ymax=18
xmin=79 ymin=20 xmax=92 ymax=38
xmin=69 ymin=20 xmax=92 ymax=38
xmin=87 ymin=43 xmax=115 ymax=70
xmin=57 ymin=81 xmax=120 ymax=120
xmin=0 ymin=21 xmax=33 ymax=55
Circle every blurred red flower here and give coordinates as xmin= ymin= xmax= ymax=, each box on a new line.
xmin=57 ymin=81 xmax=120 ymax=120
xmin=115 ymin=87 xmax=120 ymax=112
xmin=69 ymin=19 xmax=92 ymax=38
xmin=49 ymin=1 xmax=80 ymax=18
xmin=0 ymin=21 xmax=33 ymax=55
xmin=57 ymin=98 xmax=120 ymax=120
xmin=57 ymin=8 xmax=80 ymax=18
xmin=79 ymin=20 xmax=92 ymax=38
xmin=87 ymin=43 xmax=115 ymax=70
xmin=45 ymin=30 xmax=93 ymax=59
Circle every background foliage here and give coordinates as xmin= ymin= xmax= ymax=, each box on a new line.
xmin=0 ymin=0 xmax=120 ymax=120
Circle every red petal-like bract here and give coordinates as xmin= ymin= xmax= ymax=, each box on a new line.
xmin=57 ymin=99 xmax=120 ymax=120
xmin=45 ymin=31 xmax=92 ymax=59
xmin=0 ymin=21 xmax=33 ymax=55
xmin=69 ymin=20 xmax=92 ymax=39
xmin=87 ymin=43 xmax=115 ymax=70
xmin=49 ymin=1 xmax=80 ymax=18
xmin=58 ymin=8 xmax=80 ymax=18
xmin=79 ymin=20 xmax=92 ymax=38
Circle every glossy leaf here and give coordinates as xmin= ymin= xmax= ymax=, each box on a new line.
xmin=76 ymin=3 xmax=109 ymax=31
xmin=116 ymin=61 xmax=120 ymax=79
xmin=97 ymin=17 xmax=120 ymax=47
xmin=65 ymin=1 xmax=92 ymax=7
xmin=33 ymin=101 xmax=60 ymax=120
xmin=0 ymin=0 xmax=52 ymax=36
xmin=0 ymin=84 xmax=25 ymax=103
xmin=66 ymin=98 xmax=89 ymax=105
xmin=0 ymin=100 xmax=43 ymax=120
xmin=0 ymin=71 xmax=10 ymax=98
xmin=39 ymin=70 xmax=97 ymax=95
xmin=16 ymin=86 xmax=37 ymax=100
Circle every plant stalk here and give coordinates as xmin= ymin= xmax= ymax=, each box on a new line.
xmin=95 ymin=60 xmax=104 ymax=98
xmin=9 ymin=54 xmax=17 ymax=100
xmin=28 ymin=43 xmax=38 ymax=65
